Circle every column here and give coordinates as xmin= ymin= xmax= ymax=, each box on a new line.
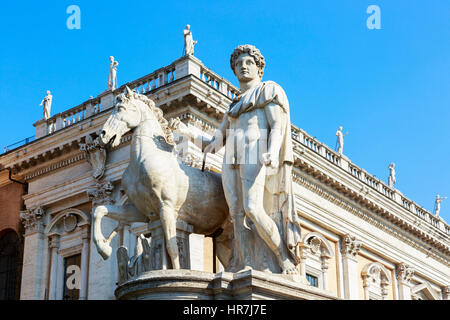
xmin=299 ymin=243 xmax=309 ymax=280
xmin=80 ymin=226 xmax=90 ymax=300
xmin=396 ymin=263 xmax=414 ymax=300
xmin=321 ymin=253 xmax=329 ymax=291
xmin=19 ymin=207 xmax=47 ymax=299
xmin=340 ymin=234 xmax=362 ymax=300
xmin=48 ymin=234 xmax=60 ymax=300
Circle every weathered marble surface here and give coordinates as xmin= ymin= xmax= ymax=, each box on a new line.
xmin=204 ymin=45 xmax=301 ymax=275
xmin=114 ymin=269 xmax=338 ymax=300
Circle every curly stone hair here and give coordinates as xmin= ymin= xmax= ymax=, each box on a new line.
xmin=230 ymin=44 xmax=265 ymax=79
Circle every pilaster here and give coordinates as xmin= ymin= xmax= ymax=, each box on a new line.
xmin=340 ymin=234 xmax=362 ymax=300
xmin=396 ymin=263 xmax=414 ymax=300
xmin=19 ymin=207 xmax=47 ymax=299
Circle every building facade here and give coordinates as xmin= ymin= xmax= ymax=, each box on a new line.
xmin=0 ymin=53 xmax=449 ymax=300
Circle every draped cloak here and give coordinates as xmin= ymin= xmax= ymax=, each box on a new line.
xmin=227 ymin=81 xmax=302 ymax=265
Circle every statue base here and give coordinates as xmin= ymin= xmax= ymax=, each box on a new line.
xmin=114 ymin=269 xmax=338 ymax=300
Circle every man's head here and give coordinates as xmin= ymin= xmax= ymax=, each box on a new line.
xmin=186 ymin=24 xmax=190 ymax=30
xmin=230 ymin=45 xmax=265 ymax=81
xmin=339 ymin=126 xmax=343 ymax=131
xmin=46 ymin=90 xmax=51 ymax=95
xmin=110 ymin=56 xmax=114 ymax=62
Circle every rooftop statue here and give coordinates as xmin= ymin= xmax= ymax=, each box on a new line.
xmin=39 ymin=90 xmax=53 ymax=119
xmin=183 ymin=24 xmax=197 ymax=56
xmin=435 ymin=194 xmax=447 ymax=217
xmin=388 ymin=163 xmax=396 ymax=188
xmin=204 ymin=45 xmax=301 ymax=274
xmin=108 ymin=56 xmax=119 ymax=90
xmin=335 ymin=126 xmax=348 ymax=155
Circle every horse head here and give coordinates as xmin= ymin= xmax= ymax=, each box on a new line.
xmin=99 ymin=86 xmax=157 ymax=148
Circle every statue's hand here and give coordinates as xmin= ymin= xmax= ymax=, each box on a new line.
xmin=204 ymin=139 xmax=216 ymax=155
xmin=262 ymin=152 xmax=279 ymax=168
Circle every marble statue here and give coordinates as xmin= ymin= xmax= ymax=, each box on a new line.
xmin=183 ymin=24 xmax=197 ymax=56
xmin=92 ymin=87 xmax=232 ymax=270
xmin=388 ymin=163 xmax=396 ymax=188
xmin=203 ymin=45 xmax=301 ymax=274
xmin=39 ymin=90 xmax=53 ymax=119
xmin=434 ymin=194 xmax=447 ymax=217
xmin=108 ymin=56 xmax=119 ymax=90
xmin=335 ymin=126 xmax=347 ymax=155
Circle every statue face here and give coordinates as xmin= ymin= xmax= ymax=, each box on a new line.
xmin=233 ymin=53 xmax=259 ymax=82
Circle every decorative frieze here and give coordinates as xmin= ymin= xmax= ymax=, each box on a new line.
xmin=294 ymin=172 xmax=449 ymax=265
xmin=340 ymin=234 xmax=362 ymax=260
xmin=20 ymin=206 xmax=45 ymax=234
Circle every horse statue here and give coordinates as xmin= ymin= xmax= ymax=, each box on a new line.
xmin=92 ymin=86 xmax=232 ymax=270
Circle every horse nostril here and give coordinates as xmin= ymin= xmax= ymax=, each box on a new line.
xmin=101 ymin=130 xmax=106 ymax=137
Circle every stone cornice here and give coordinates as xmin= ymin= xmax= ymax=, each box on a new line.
xmin=293 ymin=171 xmax=450 ymax=265
xmin=293 ymin=148 xmax=449 ymax=249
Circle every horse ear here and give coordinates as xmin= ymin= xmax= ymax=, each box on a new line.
xmin=125 ymin=86 xmax=133 ymax=97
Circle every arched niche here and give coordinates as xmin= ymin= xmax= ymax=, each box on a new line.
xmin=361 ymin=262 xmax=392 ymax=300
xmin=299 ymin=232 xmax=335 ymax=290
xmin=44 ymin=208 xmax=91 ymax=300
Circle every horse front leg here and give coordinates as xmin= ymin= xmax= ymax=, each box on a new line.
xmin=93 ymin=203 xmax=147 ymax=260
xmin=159 ymin=204 xmax=180 ymax=269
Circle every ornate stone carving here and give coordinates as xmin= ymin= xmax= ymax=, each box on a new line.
xmin=181 ymin=152 xmax=209 ymax=170
xmin=63 ymin=214 xmax=78 ymax=233
xmin=87 ymin=181 xmax=115 ymax=206
xmin=80 ymin=135 xmax=107 ymax=181
xmin=362 ymin=262 xmax=391 ymax=300
xmin=442 ymin=286 xmax=450 ymax=300
xmin=340 ymin=234 xmax=362 ymax=259
xmin=308 ymin=237 xmax=322 ymax=255
xmin=396 ymin=263 xmax=414 ymax=284
xmin=20 ymin=206 xmax=45 ymax=234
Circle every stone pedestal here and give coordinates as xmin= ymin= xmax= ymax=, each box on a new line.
xmin=148 ymin=220 xmax=193 ymax=270
xmin=114 ymin=269 xmax=338 ymax=300
xmin=33 ymin=119 xmax=48 ymax=139
xmin=100 ymin=91 xmax=115 ymax=110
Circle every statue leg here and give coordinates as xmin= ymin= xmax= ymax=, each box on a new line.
xmin=93 ymin=203 xmax=147 ymax=260
xmin=222 ymin=164 xmax=252 ymax=271
xmin=240 ymin=163 xmax=298 ymax=274
xmin=159 ymin=204 xmax=180 ymax=269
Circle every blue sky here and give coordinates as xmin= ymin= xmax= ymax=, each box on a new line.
xmin=0 ymin=1 xmax=449 ymax=221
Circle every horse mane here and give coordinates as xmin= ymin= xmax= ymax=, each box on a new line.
xmin=128 ymin=92 xmax=175 ymax=145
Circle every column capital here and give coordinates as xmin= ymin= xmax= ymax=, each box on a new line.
xmin=20 ymin=206 xmax=46 ymax=235
xmin=396 ymin=262 xmax=414 ymax=284
xmin=442 ymin=286 xmax=450 ymax=300
xmin=340 ymin=234 xmax=362 ymax=260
